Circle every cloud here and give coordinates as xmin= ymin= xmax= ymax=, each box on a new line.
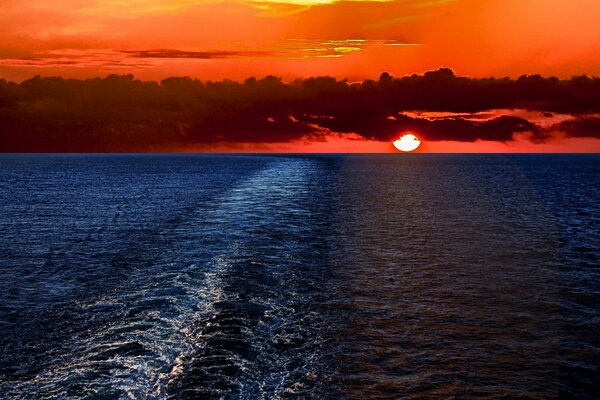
xmin=303 ymin=113 xmax=541 ymax=142
xmin=248 ymin=0 xmax=395 ymax=16
xmin=121 ymin=49 xmax=276 ymax=59
xmin=553 ymin=116 xmax=600 ymax=139
xmin=0 ymin=49 xmax=156 ymax=69
xmin=0 ymin=40 xmax=417 ymax=70
xmin=0 ymin=68 xmax=599 ymax=151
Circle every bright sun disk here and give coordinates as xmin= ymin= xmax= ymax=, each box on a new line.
xmin=393 ymin=133 xmax=421 ymax=152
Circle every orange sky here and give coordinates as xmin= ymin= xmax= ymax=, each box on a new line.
xmin=1 ymin=0 xmax=599 ymax=152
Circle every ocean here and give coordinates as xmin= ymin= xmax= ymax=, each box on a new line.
xmin=0 ymin=154 xmax=598 ymax=399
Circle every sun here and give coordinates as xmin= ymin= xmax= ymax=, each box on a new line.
xmin=393 ymin=133 xmax=421 ymax=152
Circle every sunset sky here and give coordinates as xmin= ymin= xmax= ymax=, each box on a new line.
xmin=1 ymin=0 xmax=599 ymax=152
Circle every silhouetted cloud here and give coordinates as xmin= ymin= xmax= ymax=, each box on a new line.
xmin=0 ymin=40 xmax=417 ymax=69
xmin=554 ymin=116 xmax=600 ymax=138
xmin=1 ymin=69 xmax=599 ymax=151
xmin=121 ymin=49 xmax=275 ymax=59
xmin=303 ymin=113 xmax=542 ymax=142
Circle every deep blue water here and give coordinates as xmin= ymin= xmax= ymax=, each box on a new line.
xmin=0 ymin=154 xmax=598 ymax=399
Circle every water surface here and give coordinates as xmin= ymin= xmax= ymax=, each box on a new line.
xmin=0 ymin=154 xmax=598 ymax=399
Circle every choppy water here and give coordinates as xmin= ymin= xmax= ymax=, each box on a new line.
xmin=0 ymin=154 xmax=598 ymax=399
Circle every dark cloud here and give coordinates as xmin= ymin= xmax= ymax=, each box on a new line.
xmin=121 ymin=49 xmax=275 ymax=59
xmin=304 ymin=113 xmax=542 ymax=142
xmin=0 ymin=69 xmax=599 ymax=151
xmin=554 ymin=117 xmax=600 ymax=139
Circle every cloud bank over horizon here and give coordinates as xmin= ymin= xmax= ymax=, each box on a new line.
xmin=1 ymin=68 xmax=599 ymax=152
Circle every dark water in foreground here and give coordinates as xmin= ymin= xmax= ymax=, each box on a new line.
xmin=0 ymin=154 xmax=598 ymax=399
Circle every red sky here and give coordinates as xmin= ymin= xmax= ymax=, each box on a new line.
xmin=1 ymin=0 xmax=599 ymax=152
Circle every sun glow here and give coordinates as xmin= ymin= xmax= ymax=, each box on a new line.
xmin=393 ymin=133 xmax=421 ymax=152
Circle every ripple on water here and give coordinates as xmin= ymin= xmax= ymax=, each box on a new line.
xmin=0 ymin=154 xmax=598 ymax=399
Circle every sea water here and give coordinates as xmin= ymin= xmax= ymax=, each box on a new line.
xmin=0 ymin=154 xmax=598 ymax=399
